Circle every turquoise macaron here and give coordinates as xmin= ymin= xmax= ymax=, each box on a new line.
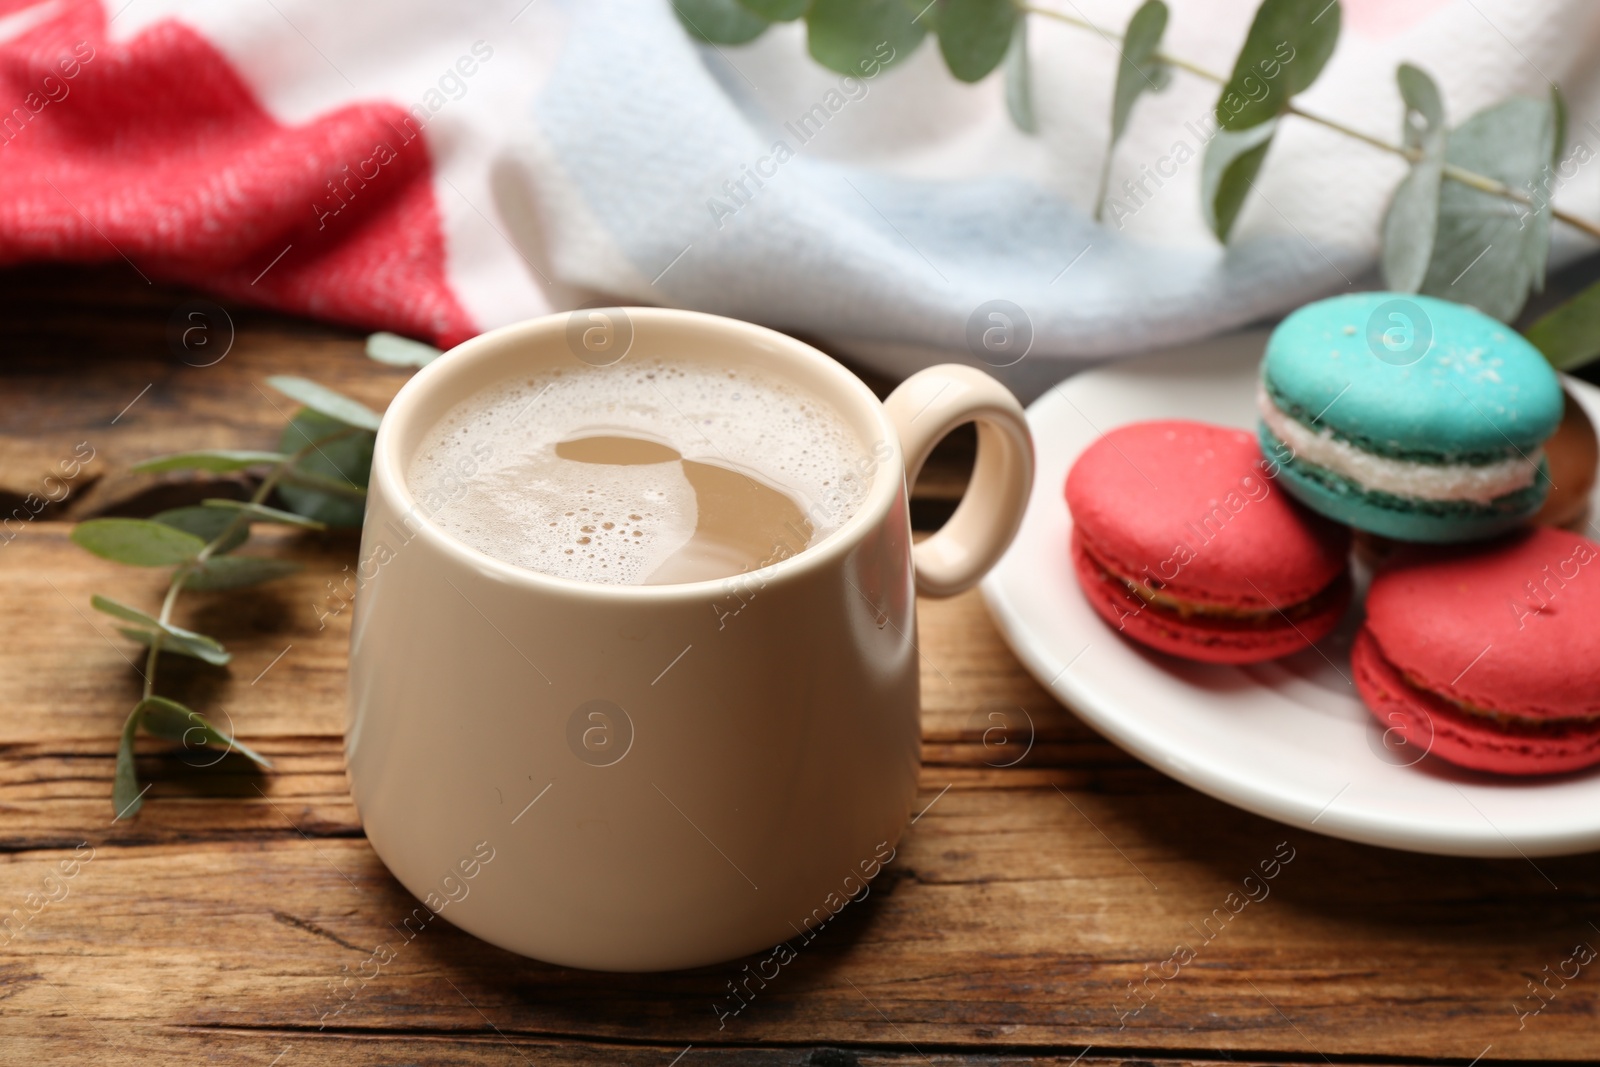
xmin=1257 ymin=292 xmax=1564 ymax=543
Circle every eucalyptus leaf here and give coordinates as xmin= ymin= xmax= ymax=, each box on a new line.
xmin=183 ymin=556 xmax=304 ymax=592
xmin=266 ymin=375 xmax=382 ymax=432
xmin=1418 ymin=96 xmax=1554 ymax=322
xmin=1525 ymin=277 xmax=1600 ymax=371
xmin=936 ymin=0 xmax=1015 ymax=82
xmin=138 ymin=696 xmax=272 ymax=768
xmin=365 ymin=331 xmax=443 ymax=368
xmin=93 ymin=594 xmax=231 ymax=666
xmin=132 ymin=449 xmax=290 ymax=474
xmin=1381 ymin=64 xmax=1446 ymax=293
xmin=1395 ymin=62 xmax=1443 ymax=151
xmin=1201 ymin=119 xmax=1278 ymax=241
xmin=201 ymin=499 xmax=327 ymax=530
xmin=1216 ymin=0 xmax=1341 ymax=131
xmin=278 ymin=409 xmax=372 ymax=487
xmin=1110 ymin=1 xmax=1170 ymax=146
xmin=153 ymin=506 xmax=249 ymax=554
xmin=1382 ymin=156 xmax=1444 ymax=293
xmin=1098 ymin=0 xmax=1171 ymax=218
xmin=806 ymin=0 xmax=925 ymax=77
xmin=1002 ymin=16 xmax=1036 ymax=134
xmin=277 ymin=468 xmax=369 ymax=500
xmin=72 ymin=518 xmax=206 ymax=567
xmin=117 ymin=627 xmax=233 ymax=665
xmin=276 ymin=410 xmax=374 ymax=528
xmin=737 ymin=0 xmax=809 ymax=19
xmin=673 ymin=0 xmax=770 ymax=43
xmin=113 ymin=709 xmax=142 ymax=820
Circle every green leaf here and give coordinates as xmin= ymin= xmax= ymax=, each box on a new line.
xmin=116 ymin=627 xmax=229 ymax=665
xmin=1382 ymin=157 xmax=1444 ymax=294
xmin=277 ymin=468 xmax=369 ymax=500
xmin=201 ymin=499 xmax=327 ymax=530
xmin=1381 ymin=64 xmax=1446 ymax=293
xmin=365 ymin=331 xmax=443 ymax=368
xmin=673 ymin=0 xmax=771 ymax=43
xmin=1098 ymin=0 xmax=1171 ymax=218
xmin=266 ymin=375 xmax=382 ymax=432
xmin=1216 ymin=0 xmax=1341 ymax=131
xmin=1525 ymin=278 xmax=1600 ymax=372
xmin=276 ymin=410 xmax=375 ymax=528
xmin=183 ymin=556 xmax=304 ymax=592
xmin=94 ymin=594 xmax=230 ymax=666
xmin=1395 ymin=62 xmax=1443 ymax=151
xmin=737 ymin=0 xmax=808 ymax=19
xmin=72 ymin=518 xmax=206 ymax=567
xmin=113 ymin=708 xmax=142 ymax=820
xmin=138 ymin=696 xmax=272 ymax=769
xmin=806 ymin=0 xmax=925 ymax=76
xmin=1002 ymin=16 xmax=1036 ymax=134
xmin=153 ymin=506 xmax=249 ymax=554
xmin=936 ymin=0 xmax=1015 ymax=82
xmin=1418 ymin=96 xmax=1555 ymax=322
xmin=1201 ymin=119 xmax=1278 ymax=240
xmin=1110 ymin=1 xmax=1170 ymax=146
xmin=132 ymin=449 xmax=291 ymax=474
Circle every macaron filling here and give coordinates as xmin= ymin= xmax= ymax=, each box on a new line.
xmin=1077 ymin=532 xmax=1343 ymax=626
xmin=1397 ymin=666 xmax=1600 ymax=727
xmin=1256 ymin=381 xmax=1542 ymax=504
xmin=1354 ymin=627 xmax=1600 ymax=775
xmin=1355 ymin=528 xmax=1600 ymax=774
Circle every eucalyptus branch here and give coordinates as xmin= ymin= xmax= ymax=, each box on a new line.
xmin=136 ymin=427 xmax=363 ymax=703
xmin=73 ymin=364 xmax=417 ymax=819
xmin=1022 ymin=2 xmax=1600 ymax=243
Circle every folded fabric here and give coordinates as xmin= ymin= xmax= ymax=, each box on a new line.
xmin=4 ymin=0 xmax=1596 ymax=396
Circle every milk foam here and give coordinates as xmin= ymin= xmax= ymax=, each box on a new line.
xmin=405 ymin=360 xmax=872 ymax=584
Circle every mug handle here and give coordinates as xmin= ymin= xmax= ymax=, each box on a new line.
xmin=882 ymin=364 xmax=1035 ymax=598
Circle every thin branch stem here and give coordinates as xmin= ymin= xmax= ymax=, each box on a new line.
xmin=1149 ymin=48 xmax=1219 ymax=84
xmin=1021 ymin=2 xmax=1600 ymax=243
xmin=1281 ymin=107 xmax=1600 ymax=241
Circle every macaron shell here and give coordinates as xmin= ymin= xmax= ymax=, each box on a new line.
xmin=1364 ymin=527 xmax=1600 ymax=720
xmin=1262 ymin=424 xmax=1549 ymax=543
xmin=1262 ymin=292 xmax=1563 ymax=459
xmin=1065 ymin=420 xmax=1350 ymax=609
xmin=1072 ymin=529 xmax=1351 ymax=664
xmin=1353 ymin=628 xmax=1600 ymax=776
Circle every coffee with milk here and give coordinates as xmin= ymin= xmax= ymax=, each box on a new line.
xmin=405 ymin=359 xmax=873 ymax=585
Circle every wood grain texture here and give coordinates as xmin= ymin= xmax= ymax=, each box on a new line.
xmin=3 ymin=264 xmax=1600 ymax=1065
xmin=0 ymin=1022 xmax=1466 ymax=1067
xmin=3 ymin=525 xmax=1598 ymax=1063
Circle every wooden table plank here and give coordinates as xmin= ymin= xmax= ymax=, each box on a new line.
xmin=2 ymin=813 xmax=1593 ymax=1059
xmin=0 ymin=1021 xmax=1451 ymax=1067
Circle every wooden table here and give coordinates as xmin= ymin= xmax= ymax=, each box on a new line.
xmin=3 ymin=265 xmax=1597 ymax=1066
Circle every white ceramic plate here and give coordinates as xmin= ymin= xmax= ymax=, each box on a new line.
xmin=980 ymin=332 xmax=1600 ymax=858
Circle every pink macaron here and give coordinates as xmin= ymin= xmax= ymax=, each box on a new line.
xmin=1355 ymin=526 xmax=1600 ymax=776
xmin=1065 ymin=420 xmax=1352 ymax=663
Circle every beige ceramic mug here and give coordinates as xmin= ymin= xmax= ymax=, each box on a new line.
xmin=347 ymin=308 xmax=1032 ymax=971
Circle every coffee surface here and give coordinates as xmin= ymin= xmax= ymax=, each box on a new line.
xmin=405 ymin=360 xmax=870 ymax=585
